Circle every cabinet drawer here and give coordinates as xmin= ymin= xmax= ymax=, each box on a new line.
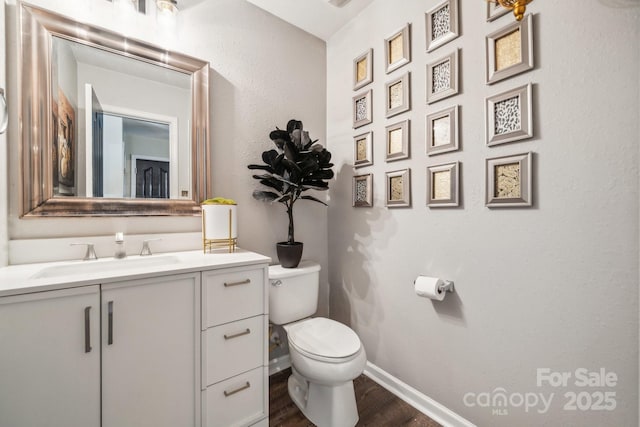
xmin=203 ymin=367 xmax=266 ymax=427
xmin=203 ymin=315 xmax=264 ymax=386
xmin=203 ymin=267 xmax=265 ymax=328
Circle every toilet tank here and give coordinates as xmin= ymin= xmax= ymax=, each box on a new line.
xmin=268 ymin=261 xmax=320 ymax=325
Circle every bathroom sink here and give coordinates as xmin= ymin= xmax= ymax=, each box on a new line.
xmin=31 ymin=255 xmax=181 ymax=279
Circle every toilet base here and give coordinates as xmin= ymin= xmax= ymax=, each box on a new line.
xmin=287 ymin=367 xmax=359 ymax=427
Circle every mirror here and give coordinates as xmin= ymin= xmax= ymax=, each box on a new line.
xmin=20 ymin=3 xmax=211 ymax=216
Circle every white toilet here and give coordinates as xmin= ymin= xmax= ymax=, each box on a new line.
xmin=269 ymin=261 xmax=366 ymax=427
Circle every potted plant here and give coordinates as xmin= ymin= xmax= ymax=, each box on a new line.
xmin=248 ymin=119 xmax=334 ymax=268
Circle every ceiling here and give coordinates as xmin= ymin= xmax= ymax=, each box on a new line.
xmin=245 ymin=0 xmax=374 ymax=41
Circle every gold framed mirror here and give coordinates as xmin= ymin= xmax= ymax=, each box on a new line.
xmin=19 ymin=3 xmax=211 ymax=217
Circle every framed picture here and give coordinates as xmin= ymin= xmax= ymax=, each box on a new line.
xmin=385 ymin=168 xmax=411 ymax=208
xmin=385 ymin=23 xmax=411 ymax=74
xmin=426 ymin=49 xmax=459 ymax=104
xmin=486 ymin=2 xmax=509 ymax=21
xmin=353 ymin=89 xmax=372 ymax=129
xmin=385 ymin=119 xmax=410 ymax=162
xmin=486 ymin=152 xmax=532 ymax=207
xmin=486 ymin=83 xmax=532 ymax=146
xmin=57 ymin=88 xmax=76 ymax=195
xmin=353 ymin=48 xmax=373 ymax=91
xmin=427 ymin=161 xmax=459 ymax=207
xmin=486 ymin=14 xmax=533 ymax=85
xmin=425 ymin=0 xmax=459 ymax=52
xmin=426 ymin=105 xmax=459 ymax=156
xmin=385 ymin=72 xmax=411 ymax=118
xmin=353 ymin=173 xmax=373 ymax=207
xmin=353 ymin=131 xmax=373 ymax=168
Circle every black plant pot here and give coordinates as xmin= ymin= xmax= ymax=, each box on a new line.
xmin=276 ymin=242 xmax=304 ymax=268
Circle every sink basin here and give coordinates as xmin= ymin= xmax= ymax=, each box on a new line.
xmin=31 ymin=255 xmax=181 ymax=279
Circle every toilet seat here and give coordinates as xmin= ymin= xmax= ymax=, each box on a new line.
xmin=286 ymin=317 xmax=362 ymax=362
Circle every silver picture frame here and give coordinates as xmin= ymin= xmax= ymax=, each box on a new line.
xmin=385 ymin=23 xmax=411 ymax=74
xmin=425 ymin=0 xmax=459 ymax=53
xmin=385 ymin=119 xmax=410 ymax=162
xmin=353 ymin=89 xmax=373 ymax=129
xmin=426 ymin=49 xmax=459 ymax=104
xmin=486 ymin=152 xmax=532 ymax=207
xmin=353 ymin=48 xmax=373 ymax=91
xmin=486 ymin=83 xmax=533 ymax=146
xmin=426 ymin=105 xmax=459 ymax=156
xmin=353 ymin=131 xmax=373 ymax=168
xmin=385 ymin=168 xmax=411 ymax=208
xmin=486 ymin=14 xmax=534 ymax=85
xmin=427 ymin=161 xmax=459 ymax=207
xmin=353 ymin=173 xmax=373 ymax=207
xmin=385 ymin=72 xmax=411 ymax=118
xmin=486 ymin=2 xmax=509 ymax=22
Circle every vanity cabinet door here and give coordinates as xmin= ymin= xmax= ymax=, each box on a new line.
xmin=101 ymin=273 xmax=200 ymax=427
xmin=0 ymin=286 xmax=101 ymax=427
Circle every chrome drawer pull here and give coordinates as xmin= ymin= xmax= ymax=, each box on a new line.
xmin=223 ymin=381 xmax=251 ymax=397
xmin=224 ymin=279 xmax=251 ymax=287
xmin=224 ymin=328 xmax=251 ymax=340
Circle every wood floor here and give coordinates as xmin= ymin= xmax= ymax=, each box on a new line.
xmin=269 ymin=369 xmax=442 ymax=427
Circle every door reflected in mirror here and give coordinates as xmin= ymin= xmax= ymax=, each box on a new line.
xmin=51 ymin=36 xmax=191 ymax=200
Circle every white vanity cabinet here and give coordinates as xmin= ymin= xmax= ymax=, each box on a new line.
xmin=0 ymin=250 xmax=270 ymax=427
xmin=201 ymin=265 xmax=269 ymax=427
xmin=101 ymin=273 xmax=200 ymax=427
xmin=0 ymin=286 xmax=101 ymax=427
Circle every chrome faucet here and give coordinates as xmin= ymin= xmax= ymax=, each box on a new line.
xmin=70 ymin=243 xmax=98 ymax=261
xmin=140 ymin=238 xmax=161 ymax=256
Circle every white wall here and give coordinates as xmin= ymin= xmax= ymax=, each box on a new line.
xmin=4 ymin=0 xmax=328 ymax=306
xmin=0 ymin=2 xmax=7 ymax=267
xmin=327 ymin=1 xmax=638 ymax=426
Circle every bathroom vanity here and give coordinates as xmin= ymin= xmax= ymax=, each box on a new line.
xmin=0 ymin=250 xmax=270 ymax=427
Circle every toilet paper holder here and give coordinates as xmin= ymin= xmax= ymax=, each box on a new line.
xmin=438 ymin=280 xmax=455 ymax=294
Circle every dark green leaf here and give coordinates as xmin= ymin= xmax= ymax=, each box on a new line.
xmin=300 ymin=195 xmax=328 ymax=206
xmin=252 ymin=190 xmax=279 ymax=202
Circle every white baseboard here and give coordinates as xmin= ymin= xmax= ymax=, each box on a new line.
xmin=363 ymin=361 xmax=476 ymax=427
xmin=269 ymin=354 xmax=291 ymax=376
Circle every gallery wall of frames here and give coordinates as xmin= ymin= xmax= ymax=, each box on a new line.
xmin=351 ymin=0 xmax=537 ymax=210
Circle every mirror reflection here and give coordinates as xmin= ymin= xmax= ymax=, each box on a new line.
xmin=51 ymin=36 xmax=192 ymax=200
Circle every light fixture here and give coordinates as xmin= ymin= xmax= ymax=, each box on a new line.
xmin=156 ymin=0 xmax=178 ymax=16
xmin=490 ymin=0 xmax=534 ymax=21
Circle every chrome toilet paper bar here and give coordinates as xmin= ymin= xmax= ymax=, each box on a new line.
xmin=438 ymin=280 xmax=455 ymax=294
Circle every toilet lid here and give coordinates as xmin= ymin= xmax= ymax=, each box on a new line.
xmin=287 ymin=318 xmax=361 ymax=359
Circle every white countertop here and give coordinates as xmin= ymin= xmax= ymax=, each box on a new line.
xmin=0 ymin=249 xmax=271 ymax=297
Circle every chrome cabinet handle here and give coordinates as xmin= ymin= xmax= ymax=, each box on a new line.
xmin=224 ymin=279 xmax=250 ymax=287
xmin=223 ymin=381 xmax=250 ymax=397
xmin=224 ymin=328 xmax=250 ymax=340
xmin=107 ymin=301 xmax=114 ymax=345
xmin=0 ymin=88 xmax=7 ymax=135
xmin=84 ymin=306 xmax=92 ymax=353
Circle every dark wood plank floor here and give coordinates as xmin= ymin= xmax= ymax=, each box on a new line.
xmin=269 ymin=369 xmax=442 ymax=427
